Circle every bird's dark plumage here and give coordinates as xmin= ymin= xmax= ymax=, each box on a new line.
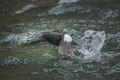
xmin=24 ymin=31 xmax=76 ymax=55
xmin=24 ymin=32 xmax=62 ymax=46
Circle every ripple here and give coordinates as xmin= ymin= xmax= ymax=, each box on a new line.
xmin=99 ymin=10 xmax=119 ymax=19
xmin=58 ymin=0 xmax=80 ymax=4
xmin=108 ymin=63 xmax=120 ymax=74
xmin=48 ymin=4 xmax=83 ymax=15
xmin=0 ymin=56 xmax=30 ymax=67
xmin=14 ymin=4 xmax=38 ymax=14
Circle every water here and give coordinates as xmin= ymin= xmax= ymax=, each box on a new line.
xmin=0 ymin=0 xmax=120 ymax=80
xmin=69 ymin=30 xmax=106 ymax=60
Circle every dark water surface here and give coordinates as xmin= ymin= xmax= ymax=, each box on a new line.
xmin=0 ymin=0 xmax=120 ymax=80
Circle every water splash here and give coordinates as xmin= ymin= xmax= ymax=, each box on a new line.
xmin=0 ymin=30 xmax=54 ymax=45
xmin=1 ymin=29 xmax=106 ymax=60
xmin=72 ymin=30 xmax=106 ymax=60
xmin=0 ymin=32 xmax=37 ymax=45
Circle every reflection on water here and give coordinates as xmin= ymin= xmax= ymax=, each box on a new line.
xmin=0 ymin=0 xmax=120 ymax=80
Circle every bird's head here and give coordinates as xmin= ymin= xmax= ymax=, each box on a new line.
xmin=63 ymin=34 xmax=72 ymax=43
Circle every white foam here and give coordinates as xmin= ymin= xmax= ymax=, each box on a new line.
xmin=14 ymin=4 xmax=38 ymax=14
xmin=0 ymin=56 xmax=29 ymax=66
xmin=0 ymin=31 xmax=39 ymax=45
xmin=78 ymin=30 xmax=106 ymax=59
xmin=42 ymin=53 xmax=55 ymax=58
xmin=0 ymin=30 xmax=55 ymax=45
xmin=63 ymin=29 xmax=106 ymax=60
xmin=48 ymin=4 xmax=82 ymax=15
xmin=99 ymin=10 xmax=119 ymax=19
xmin=58 ymin=0 xmax=80 ymax=4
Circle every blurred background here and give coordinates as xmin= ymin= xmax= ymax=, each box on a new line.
xmin=0 ymin=0 xmax=120 ymax=80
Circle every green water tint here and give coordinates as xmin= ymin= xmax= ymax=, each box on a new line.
xmin=0 ymin=0 xmax=120 ymax=80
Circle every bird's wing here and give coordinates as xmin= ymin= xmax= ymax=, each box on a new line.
xmin=23 ymin=34 xmax=47 ymax=46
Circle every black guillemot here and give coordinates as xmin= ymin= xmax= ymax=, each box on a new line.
xmin=24 ymin=32 xmax=76 ymax=55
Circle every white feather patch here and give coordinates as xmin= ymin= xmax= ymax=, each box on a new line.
xmin=64 ymin=34 xmax=72 ymax=42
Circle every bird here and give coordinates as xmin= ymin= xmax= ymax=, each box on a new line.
xmin=24 ymin=31 xmax=76 ymax=55
xmin=58 ymin=34 xmax=73 ymax=55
